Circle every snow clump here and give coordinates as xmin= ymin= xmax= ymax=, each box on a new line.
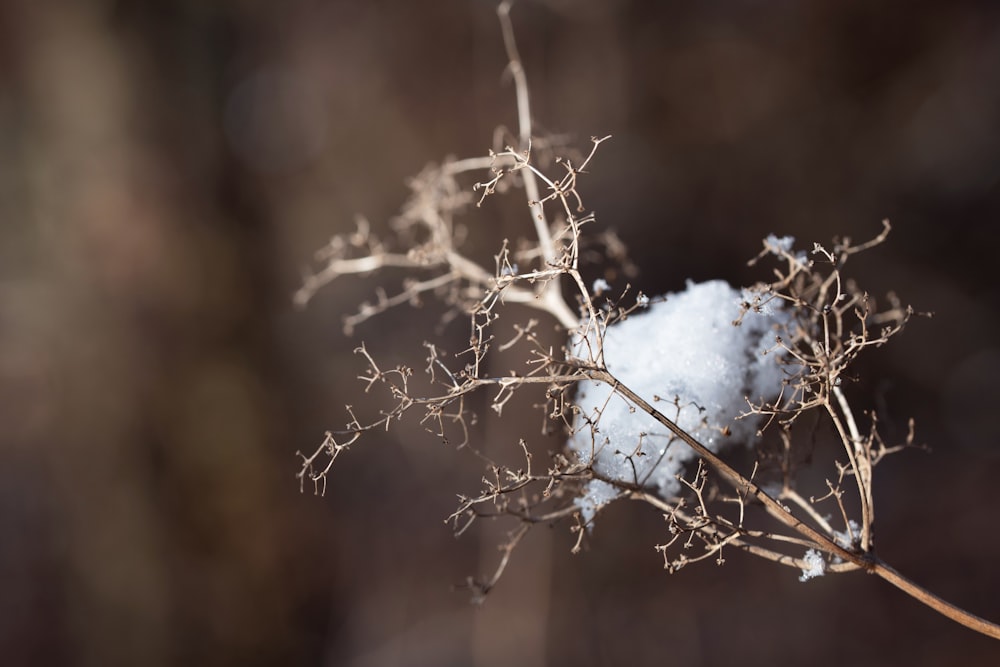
xmin=568 ymin=279 xmax=790 ymax=525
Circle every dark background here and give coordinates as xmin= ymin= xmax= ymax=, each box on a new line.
xmin=2 ymin=0 xmax=1000 ymax=665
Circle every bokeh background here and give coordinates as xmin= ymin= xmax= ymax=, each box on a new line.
xmin=3 ymin=0 xmax=1000 ymax=665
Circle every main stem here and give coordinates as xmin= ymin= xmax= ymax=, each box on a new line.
xmin=584 ymin=366 xmax=1000 ymax=640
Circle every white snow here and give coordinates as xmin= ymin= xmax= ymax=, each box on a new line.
xmin=568 ymin=279 xmax=789 ymax=524
xmin=765 ymin=234 xmax=795 ymax=254
xmin=799 ymin=549 xmax=826 ymax=582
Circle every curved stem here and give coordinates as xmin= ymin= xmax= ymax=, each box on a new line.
xmin=825 ymin=396 xmax=872 ymax=550
xmin=831 ymin=383 xmax=874 ymax=548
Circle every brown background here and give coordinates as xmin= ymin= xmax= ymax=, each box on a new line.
xmin=2 ymin=0 xmax=1000 ymax=665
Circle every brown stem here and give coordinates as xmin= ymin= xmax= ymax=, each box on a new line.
xmin=585 ymin=367 xmax=862 ymax=564
xmin=583 ymin=365 xmax=1000 ymax=640
xmin=872 ymin=559 xmax=1000 ymax=640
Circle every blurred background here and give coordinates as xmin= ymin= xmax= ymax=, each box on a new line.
xmin=2 ymin=0 xmax=1000 ymax=665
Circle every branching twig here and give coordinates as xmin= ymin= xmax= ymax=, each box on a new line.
xmin=296 ymin=1 xmax=999 ymax=642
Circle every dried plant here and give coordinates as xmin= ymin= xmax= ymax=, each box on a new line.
xmin=295 ymin=1 xmax=1000 ymax=640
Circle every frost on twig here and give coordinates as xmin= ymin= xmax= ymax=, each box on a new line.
xmin=294 ymin=1 xmax=1000 ymax=641
xmin=295 ymin=136 xmax=916 ymax=598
